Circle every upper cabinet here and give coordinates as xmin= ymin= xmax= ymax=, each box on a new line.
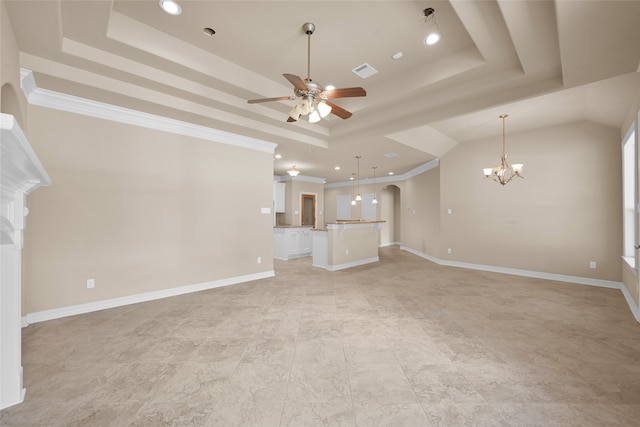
xmin=274 ymin=182 xmax=286 ymax=213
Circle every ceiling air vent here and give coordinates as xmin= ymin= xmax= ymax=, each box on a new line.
xmin=352 ymin=63 xmax=378 ymax=79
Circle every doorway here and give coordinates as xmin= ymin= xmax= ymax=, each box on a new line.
xmin=301 ymin=194 xmax=316 ymax=227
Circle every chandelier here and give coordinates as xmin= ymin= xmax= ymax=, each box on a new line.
xmin=483 ymin=114 xmax=523 ymax=185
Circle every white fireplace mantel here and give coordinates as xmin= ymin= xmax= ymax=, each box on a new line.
xmin=1 ymin=113 xmax=51 ymax=410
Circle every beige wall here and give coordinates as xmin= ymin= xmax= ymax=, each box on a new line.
xmin=400 ymin=168 xmax=441 ymax=257
xmin=0 ymin=0 xmax=26 ymax=125
xmin=438 ymin=121 xmax=621 ymax=280
xmin=283 ymin=178 xmax=325 ymax=228
xmin=23 ymin=106 xmax=275 ymax=313
xmin=328 ymin=226 xmax=379 ymax=266
xmin=380 ymin=187 xmax=394 ymax=244
xmin=324 ymin=182 xmax=394 ymax=224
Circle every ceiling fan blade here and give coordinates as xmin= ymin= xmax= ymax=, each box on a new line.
xmin=323 ymin=87 xmax=366 ymax=99
xmin=283 ymin=74 xmax=308 ymax=91
xmin=326 ymin=101 xmax=352 ymax=119
xmin=247 ymin=96 xmax=293 ymax=104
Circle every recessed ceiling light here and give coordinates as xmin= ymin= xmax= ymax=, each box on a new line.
xmin=388 ymin=172 xmax=394 ymax=176
xmin=203 ymin=27 xmax=216 ymax=37
xmin=334 ymin=166 xmax=341 ymax=170
xmin=350 ymin=176 xmax=354 ymax=181
xmin=325 ymin=85 xmax=336 ymax=91
xmin=391 ymin=52 xmax=403 ymax=60
xmin=159 ymin=0 xmax=182 ymax=15
xmin=424 ymin=33 xmax=441 ymax=45
xmin=274 ymin=154 xmax=282 ymax=159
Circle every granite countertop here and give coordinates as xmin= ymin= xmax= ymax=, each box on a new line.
xmin=329 ymin=220 xmax=386 ymax=224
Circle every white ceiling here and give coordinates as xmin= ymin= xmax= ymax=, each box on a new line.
xmin=5 ymin=0 xmax=640 ymax=182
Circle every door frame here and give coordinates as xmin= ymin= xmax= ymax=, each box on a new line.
xmin=301 ymin=193 xmax=317 ymax=228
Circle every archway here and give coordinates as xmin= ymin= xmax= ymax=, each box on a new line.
xmin=380 ymin=184 xmax=401 ymax=246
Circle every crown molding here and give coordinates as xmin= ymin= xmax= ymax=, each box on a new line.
xmin=325 ymin=158 xmax=440 ymax=189
xmin=276 ymin=174 xmax=325 ymax=184
xmin=19 ymin=69 xmax=277 ymax=154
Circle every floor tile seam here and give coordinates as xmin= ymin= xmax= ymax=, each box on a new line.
xmin=200 ymin=356 xmax=245 ymax=424
xmin=393 ymin=351 xmax=439 ymax=426
xmin=449 ymin=360 xmax=497 ymax=408
xmin=279 ymin=301 xmax=305 ymax=427
xmin=340 ymin=335 xmax=359 ymax=427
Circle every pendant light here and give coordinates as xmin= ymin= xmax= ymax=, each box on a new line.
xmin=351 ymin=173 xmax=357 ymax=206
xmin=355 ymin=155 xmax=362 ymax=201
xmin=372 ymin=166 xmax=378 ymax=204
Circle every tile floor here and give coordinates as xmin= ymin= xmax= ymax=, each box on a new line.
xmin=2 ymin=246 xmax=640 ymax=426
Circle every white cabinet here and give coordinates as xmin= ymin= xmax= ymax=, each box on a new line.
xmin=274 ymin=227 xmax=312 ymax=260
xmin=300 ymin=228 xmax=312 ymax=253
xmin=287 ymin=229 xmax=301 ymax=256
xmin=274 ymin=182 xmax=286 ymax=213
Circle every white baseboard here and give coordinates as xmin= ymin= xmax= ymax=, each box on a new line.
xmin=380 ymin=242 xmax=401 ymax=247
xmin=620 ymin=282 xmax=640 ymax=323
xmin=22 ymin=270 xmax=275 ymax=326
xmin=400 ymin=245 xmax=638 ymax=322
xmin=327 ymin=257 xmax=379 ymax=271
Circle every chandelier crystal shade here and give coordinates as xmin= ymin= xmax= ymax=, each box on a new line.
xmin=483 ymin=114 xmax=524 ymax=186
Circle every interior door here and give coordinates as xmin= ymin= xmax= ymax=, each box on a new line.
xmin=302 ymin=194 xmax=316 ymax=227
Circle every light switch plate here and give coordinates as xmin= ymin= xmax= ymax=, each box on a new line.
xmin=261 ymin=207 xmax=271 ymax=214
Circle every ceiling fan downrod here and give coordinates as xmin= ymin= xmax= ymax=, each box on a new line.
xmin=302 ymin=22 xmax=315 ymax=82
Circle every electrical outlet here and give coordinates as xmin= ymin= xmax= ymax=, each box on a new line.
xmin=257 ymin=256 xmax=262 ymax=264
xmin=589 ymin=261 xmax=596 ymax=269
xmin=447 ymin=248 xmax=452 ymax=254
xmin=87 ymin=278 xmax=95 ymax=289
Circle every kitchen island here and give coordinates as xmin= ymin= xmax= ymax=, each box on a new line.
xmin=312 ymin=220 xmax=385 ymax=271
xmin=273 ymin=226 xmax=313 ymax=260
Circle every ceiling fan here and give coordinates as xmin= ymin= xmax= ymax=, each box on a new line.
xmin=247 ymin=22 xmax=366 ymax=123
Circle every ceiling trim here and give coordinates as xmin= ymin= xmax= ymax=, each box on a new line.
xmin=325 ymin=159 xmax=440 ymax=189
xmin=19 ymin=69 xmax=277 ymax=154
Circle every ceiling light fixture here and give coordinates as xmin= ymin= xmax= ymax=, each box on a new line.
xmin=351 ymin=173 xmax=357 ymax=206
xmin=372 ymin=166 xmax=378 ymax=204
xmin=423 ymin=7 xmax=441 ymax=45
xmin=159 ymin=0 xmax=182 ymax=15
xmin=483 ymin=115 xmax=524 ymax=185
xmin=287 ymin=165 xmax=301 ymax=177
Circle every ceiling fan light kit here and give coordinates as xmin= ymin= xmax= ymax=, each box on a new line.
xmin=247 ymin=22 xmax=366 ymax=123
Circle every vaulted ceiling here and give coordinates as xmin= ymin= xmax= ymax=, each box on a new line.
xmin=5 ymin=0 xmax=640 ymax=182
